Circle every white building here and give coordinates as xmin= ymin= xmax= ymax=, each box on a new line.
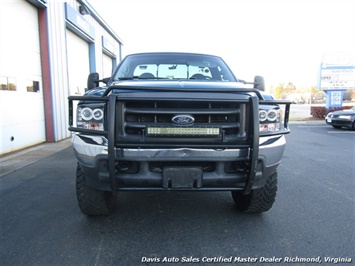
xmin=0 ymin=0 xmax=122 ymax=155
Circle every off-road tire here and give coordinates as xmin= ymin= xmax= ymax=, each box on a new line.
xmin=231 ymin=172 xmax=278 ymax=213
xmin=76 ymin=164 xmax=116 ymax=216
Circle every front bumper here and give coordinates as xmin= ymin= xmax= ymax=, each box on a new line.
xmin=326 ymin=118 xmax=354 ymax=129
xmin=72 ymin=133 xmax=286 ymax=192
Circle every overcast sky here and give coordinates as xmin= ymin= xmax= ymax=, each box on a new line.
xmin=89 ymin=0 xmax=355 ymax=89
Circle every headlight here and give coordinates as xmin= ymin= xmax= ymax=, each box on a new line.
xmin=259 ymin=108 xmax=281 ymax=133
xmin=77 ymin=105 xmax=105 ymax=130
xmin=92 ymin=109 xmax=104 ymax=120
xmin=80 ymin=107 xmax=93 ymax=121
xmin=259 ymin=110 xmax=267 ymax=122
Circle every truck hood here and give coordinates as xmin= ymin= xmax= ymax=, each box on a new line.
xmin=85 ymin=80 xmax=249 ymax=97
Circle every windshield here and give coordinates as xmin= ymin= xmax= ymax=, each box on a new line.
xmin=113 ymin=53 xmax=236 ymax=81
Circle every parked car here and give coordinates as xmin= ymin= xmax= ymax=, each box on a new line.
xmin=325 ymin=107 xmax=355 ymax=130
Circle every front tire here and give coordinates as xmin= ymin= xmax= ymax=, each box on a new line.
xmin=231 ymin=172 xmax=278 ymax=213
xmin=76 ymin=164 xmax=116 ymax=216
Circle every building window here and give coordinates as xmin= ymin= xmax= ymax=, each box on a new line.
xmin=27 ymin=81 xmax=40 ymax=93
xmin=0 ymin=76 xmax=17 ymax=91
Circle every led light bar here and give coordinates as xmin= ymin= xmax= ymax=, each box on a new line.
xmin=147 ymin=127 xmax=220 ymax=136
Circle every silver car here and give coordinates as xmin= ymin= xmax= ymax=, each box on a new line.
xmin=325 ymin=107 xmax=355 ymax=130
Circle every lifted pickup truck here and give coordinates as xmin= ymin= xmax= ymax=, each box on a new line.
xmin=68 ymin=52 xmax=291 ymax=216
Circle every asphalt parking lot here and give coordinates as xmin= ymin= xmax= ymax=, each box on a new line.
xmin=0 ymin=106 xmax=354 ymax=265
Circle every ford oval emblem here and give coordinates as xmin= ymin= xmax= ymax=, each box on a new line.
xmin=172 ymin=114 xmax=195 ymax=125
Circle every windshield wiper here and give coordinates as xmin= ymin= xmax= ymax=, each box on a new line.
xmin=116 ymin=76 xmax=140 ymax=80
xmin=116 ymin=76 xmax=168 ymax=80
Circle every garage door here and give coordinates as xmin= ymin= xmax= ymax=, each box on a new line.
xmin=102 ymin=53 xmax=114 ymax=78
xmin=0 ymin=0 xmax=45 ymax=155
xmin=66 ymin=29 xmax=90 ymax=96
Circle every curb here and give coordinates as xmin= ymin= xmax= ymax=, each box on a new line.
xmin=289 ymin=118 xmax=325 ymax=124
xmin=0 ymin=138 xmax=72 ymax=177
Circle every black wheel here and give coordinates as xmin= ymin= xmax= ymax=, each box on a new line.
xmin=231 ymin=172 xmax=278 ymax=213
xmin=76 ymin=164 xmax=116 ymax=216
xmin=332 ymin=125 xmax=342 ymax=129
xmin=352 ymin=122 xmax=355 ymax=131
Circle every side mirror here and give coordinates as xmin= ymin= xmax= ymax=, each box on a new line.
xmin=87 ymin=72 xmax=99 ymax=90
xmin=253 ymin=76 xmax=265 ymax=91
xmin=87 ymin=73 xmax=111 ymax=91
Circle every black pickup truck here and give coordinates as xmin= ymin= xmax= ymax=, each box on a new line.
xmin=69 ymin=52 xmax=291 ymax=216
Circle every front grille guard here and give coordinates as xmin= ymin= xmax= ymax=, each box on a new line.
xmin=69 ymin=88 xmax=291 ymax=195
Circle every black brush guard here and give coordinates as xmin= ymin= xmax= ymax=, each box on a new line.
xmin=69 ymin=87 xmax=291 ymax=195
